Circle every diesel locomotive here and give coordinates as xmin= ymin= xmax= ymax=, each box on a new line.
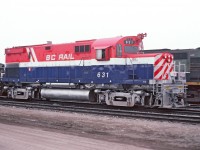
xmin=0 ymin=34 xmax=186 ymax=108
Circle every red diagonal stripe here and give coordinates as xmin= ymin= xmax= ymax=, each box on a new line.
xmin=154 ymin=54 xmax=163 ymax=65
xmin=162 ymin=64 xmax=169 ymax=79
xmin=154 ymin=59 xmax=167 ymax=77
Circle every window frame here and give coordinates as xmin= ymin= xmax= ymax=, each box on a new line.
xmin=74 ymin=45 xmax=91 ymax=53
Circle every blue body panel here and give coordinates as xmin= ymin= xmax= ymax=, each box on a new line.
xmin=3 ymin=64 xmax=154 ymax=85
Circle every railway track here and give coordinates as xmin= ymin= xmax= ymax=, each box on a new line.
xmin=0 ymin=99 xmax=200 ymax=124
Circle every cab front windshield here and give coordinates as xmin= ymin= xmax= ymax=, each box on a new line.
xmin=124 ymin=46 xmax=139 ymax=54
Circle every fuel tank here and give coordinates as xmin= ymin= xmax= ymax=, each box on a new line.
xmin=41 ymin=88 xmax=95 ymax=101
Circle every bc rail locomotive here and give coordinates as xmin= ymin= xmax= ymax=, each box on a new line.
xmin=0 ymin=34 xmax=187 ymax=108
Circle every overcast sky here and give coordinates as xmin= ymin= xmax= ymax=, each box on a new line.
xmin=0 ymin=0 xmax=199 ymax=63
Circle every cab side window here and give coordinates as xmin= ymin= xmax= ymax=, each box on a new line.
xmin=116 ymin=44 xmax=122 ymax=57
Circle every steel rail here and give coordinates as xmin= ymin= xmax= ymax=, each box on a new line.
xmin=1 ymin=98 xmax=200 ymax=115
xmin=0 ymin=100 xmax=200 ymax=124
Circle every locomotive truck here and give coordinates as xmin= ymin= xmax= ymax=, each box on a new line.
xmin=0 ymin=33 xmax=186 ymax=108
